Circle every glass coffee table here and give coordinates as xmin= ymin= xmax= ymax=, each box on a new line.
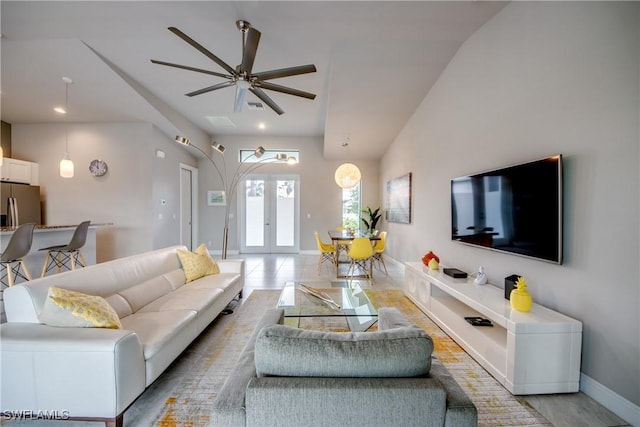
xmin=277 ymin=281 xmax=377 ymax=332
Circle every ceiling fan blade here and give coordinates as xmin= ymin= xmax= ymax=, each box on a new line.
xmin=168 ymin=27 xmax=236 ymax=75
xmin=254 ymin=81 xmax=316 ymax=100
xmin=234 ymin=86 xmax=247 ymax=112
xmin=240 ymin=27 xmax=261 ymax=75
xmin=186 ymin=81 xmax=236 ymax=97
xmin=249 ymin=87 xmax=284 ymax=115
xmin=150 ymin=60 xmax=233 ymax=80
xmin=252 ymin=64 xmax=317 ymax=81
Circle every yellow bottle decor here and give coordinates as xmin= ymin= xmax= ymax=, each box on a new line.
xmin=510 ymin=277 xmax=532 ymax=312
xmin=428 ymin=258 xmax=440 ymax=270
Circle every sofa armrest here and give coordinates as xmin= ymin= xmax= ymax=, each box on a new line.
xmin=216 ymin=259 xmax=244 ymax=275
xmin=430 ymin=358 xmax=478 ymax=426
xmin=245 ymin=377 xmax=448 ymax=427
xmin=0 ymin=323 xmax=146 ymax=419
xmin=378 ymin=307 xmax=477 ymax=425
xmin=377 ymin=306 xmax=414 ymax=330
xmin=211 ymin=308 xmax=284 ymax=427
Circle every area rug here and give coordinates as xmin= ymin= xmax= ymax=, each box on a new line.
xmin=4 ymin=289 xmax=550 ymax=427
xmin=140 ymin=289 xmax=551 ymax=427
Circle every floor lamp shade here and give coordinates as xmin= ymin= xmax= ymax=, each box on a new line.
xmin=335 ymin=163 xmax=361 ymax=188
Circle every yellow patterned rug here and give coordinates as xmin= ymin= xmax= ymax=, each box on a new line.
xmin=132 ymin=289 xmax=552 ymax=426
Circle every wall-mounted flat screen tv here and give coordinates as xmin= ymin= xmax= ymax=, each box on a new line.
xmin=451 ymin=155 xmax=563 ymax=264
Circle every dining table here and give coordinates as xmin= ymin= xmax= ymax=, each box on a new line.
xmin=327 ymin=230 xmax=381 ymax=279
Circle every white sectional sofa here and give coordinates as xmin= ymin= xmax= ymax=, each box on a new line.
xmin=0 ymin=245 xmax=244 ymax=427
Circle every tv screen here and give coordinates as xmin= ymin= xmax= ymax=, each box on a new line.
xmin=451 ymin=155 xmax=563 ymax=264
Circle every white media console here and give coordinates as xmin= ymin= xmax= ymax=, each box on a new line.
xmin=404 ymin=262 xmax=582 ymax=395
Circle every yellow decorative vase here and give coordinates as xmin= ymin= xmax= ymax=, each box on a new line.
xmin=510 ymin=277 xmax=532 ymax=312
xmin=428 ymin=258 xmax=439 ymax=270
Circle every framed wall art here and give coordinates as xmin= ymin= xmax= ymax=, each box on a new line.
xmin=207 ymin=190 xmax=226 ymax=206
xmin=385 ymin=173 xmax=412 ymax=224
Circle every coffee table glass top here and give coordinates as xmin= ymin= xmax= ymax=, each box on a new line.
xmin=277 ymin=281 xmax=377 ymax=332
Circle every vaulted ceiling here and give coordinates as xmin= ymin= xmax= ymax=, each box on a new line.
xmin=1 ymin=1 xmax=505 ymax=160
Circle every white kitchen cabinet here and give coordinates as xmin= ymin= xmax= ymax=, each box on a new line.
xmin=0 ymin=158 xmax=39 ymax=185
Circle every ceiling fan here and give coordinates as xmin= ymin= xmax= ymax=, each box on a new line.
xmin=151 ymin=20 xmax=317 ymax=115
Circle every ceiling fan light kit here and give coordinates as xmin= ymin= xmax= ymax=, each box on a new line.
xmin=152 ymin=20 xmax=317 ymax=115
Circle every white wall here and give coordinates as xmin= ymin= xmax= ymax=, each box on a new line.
xmin=381 ymin=1 xmax=639 ymax=417
xmin=194 ymin=135 xmax=380 ymax=254
xmin=12 ymin=122 xmax=195 ymax=260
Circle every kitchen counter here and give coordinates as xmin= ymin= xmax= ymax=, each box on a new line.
xmin=0 ymin=223 xmax=112 ymax=281
xmin=1 ymin=223 xmax=113 ymax=322
xmin=0 ymin=223 xmax=112 ymax=233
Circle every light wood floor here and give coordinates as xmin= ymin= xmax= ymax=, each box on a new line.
xmin=230 ymin=252 xmax=631 ymax=427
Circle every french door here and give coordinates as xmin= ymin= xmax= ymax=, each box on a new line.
xmin=240 ymin=174 xmax=299 ymax=253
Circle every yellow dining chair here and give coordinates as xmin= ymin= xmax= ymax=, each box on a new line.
xmin=372 ymin=231 xmax=388 ymax=275
xmin=314 ymin=231 xmax=337 ymax=274
xmin=335 ymin=226 xmax=351 ymax=261
xmin=346 ymin=237 xmax=374 ymax=284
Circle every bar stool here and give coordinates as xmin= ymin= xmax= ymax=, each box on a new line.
xmin=1 ymin=223 xmax=36 ymax=287
xmin=40 ymin=221 xmax=90 ymax=277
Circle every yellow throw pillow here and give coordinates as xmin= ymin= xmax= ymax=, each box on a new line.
xmin=177 ymin=244 xmax=219 ymax=283
xmin=39 ymin=287 xmax=122 ymax=329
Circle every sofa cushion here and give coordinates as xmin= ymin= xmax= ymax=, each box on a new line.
xmin=163 ymin=269 xmax=188 ymax=290
xmin=104 ymin=294 xmax=133 ymax=319
xmin=118 ymin=276 xmax=174 ymax=313
xmin=177 ymin=244 xmax=219 ymax=283
xmin=181 ymin=273 xmax=240 ymax=292
xmin=120 ymin=309 xmax=196 ymax=360
xmin=39 ymin=287 xmax=122 ymax=329
xmin=137 ymin=288 xmax=223 ymax=313
xmin=255 ymin=324 xmax=433 ymax=378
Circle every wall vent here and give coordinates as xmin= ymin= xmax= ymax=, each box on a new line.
xmin=247 ymin=102 xmax=265 ymax=111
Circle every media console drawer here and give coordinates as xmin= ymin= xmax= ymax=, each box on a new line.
xmin=404 ymin=262 xmax=582 ymax=395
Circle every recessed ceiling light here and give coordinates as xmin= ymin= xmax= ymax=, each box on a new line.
xmin=54 ymin=107 xmax=67 ymax=114
xmin=258 ymin=122 xmax=266 ymax=130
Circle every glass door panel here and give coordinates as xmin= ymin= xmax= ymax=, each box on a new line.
xmin=241 ymin=175 xmax=299 ymax=253
xmin=276 ymin=180 xmax=295 ymax=247
xmin=245 ymin=179 xmax=265 ymax=247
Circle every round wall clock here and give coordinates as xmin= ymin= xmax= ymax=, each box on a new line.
xmin=89 ymin=159 xmax=108 ymax=177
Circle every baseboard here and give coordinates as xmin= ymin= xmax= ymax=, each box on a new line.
xmin=209 ymin=249 xmax=239 ymax=257
xmin=580 ymin=373 xmax=639 ymax=426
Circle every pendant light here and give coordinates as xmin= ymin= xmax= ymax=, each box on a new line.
xmin=334 ymin=163 xmax=361 ymax=189
xmin=59 ymin=77 xmax=74 ymax=178
xmin=334 ymin=136 xmax=360 ymax=188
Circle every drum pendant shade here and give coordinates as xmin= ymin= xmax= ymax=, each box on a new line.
xmin=335 ymin=163 xmax=361 ymax=188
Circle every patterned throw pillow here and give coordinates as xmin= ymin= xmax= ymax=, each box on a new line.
xmin=177 ymin=244 xmax=220 ymax=283
xmin=39 ymin=287 xmax=122 ymax=329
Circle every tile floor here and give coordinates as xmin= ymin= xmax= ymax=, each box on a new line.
xmin=229 ymin=252 xmax=631 ymax=427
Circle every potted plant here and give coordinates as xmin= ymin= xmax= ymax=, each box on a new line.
xmin=361 ymin=206 xmax=382 ymax=234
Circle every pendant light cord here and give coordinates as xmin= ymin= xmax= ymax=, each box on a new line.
xmin=65 ymin=81 xmax=69 ymax=153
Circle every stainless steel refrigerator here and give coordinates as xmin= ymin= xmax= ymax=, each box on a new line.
xmin=1 ymin=183 xmax=42 ymax=226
